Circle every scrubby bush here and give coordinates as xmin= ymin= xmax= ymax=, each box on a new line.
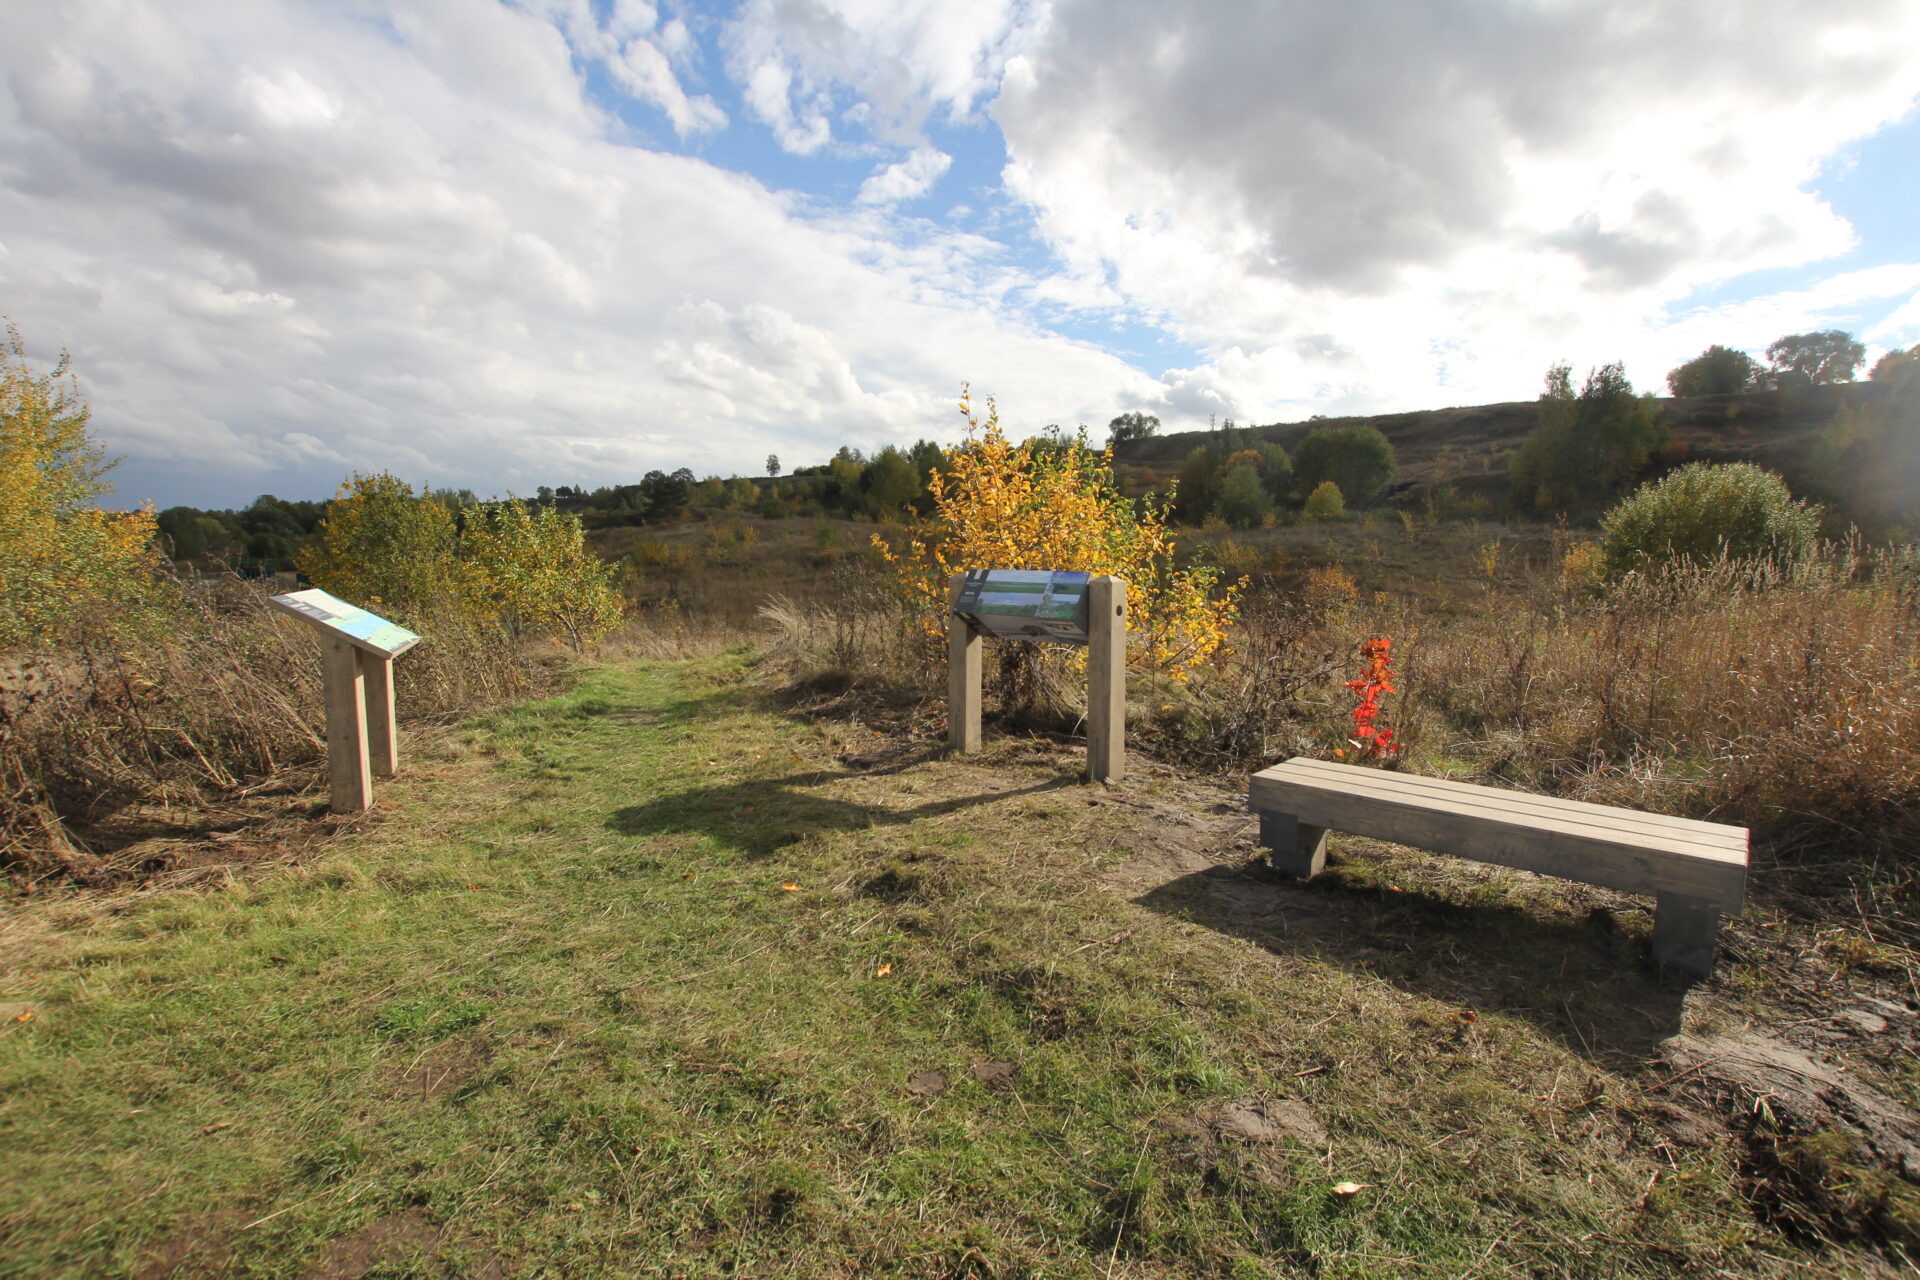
xmin=0 ymin=324 xmax=159 ymax=650
xmin=878 ymin=385 xmax=1237 ymax=686
xmin=1214 ymin=463 xmax=1272 ymax=529
xmin=1293 ymin=424 xmax=1394 ymax=505
xmin=460 ymin=500 xmax=622 ymax=649
xmin=1302 ymin=480 xmax=1346 ymax=522
xmin=1599 ymin=462 xmax=1822 ymax=576
xmin=1510 ymin=362 xmax=1664 ymax=513
xmin=298 ymin=472 xmax=459 ymax=622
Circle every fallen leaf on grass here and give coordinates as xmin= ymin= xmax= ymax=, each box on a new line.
xmin=873 ymin=963 xmax=893 ymax=978
xmin=12 ymin=1008 xmax=34 ymax=1024
xmin=201 ymin=1121 xmax=235 ymax=1135
xmin=908 ymin=1070 xmax=948 ymax=1097
xmin=1331 ymin=1181 xmax=1372 ymax=1197
xmin=780 ymin=883 xmax=801 ymax=892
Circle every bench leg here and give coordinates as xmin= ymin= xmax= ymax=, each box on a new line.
xmin=1651 ymin=892 xmax=1723 ymax=978
xmin=1259 ymin=812 xmax=1328 ymax=879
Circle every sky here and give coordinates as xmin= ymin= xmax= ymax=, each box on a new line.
xmin=3 ymin=0 xmax=1918 ymax=510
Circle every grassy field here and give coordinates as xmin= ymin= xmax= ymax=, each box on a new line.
xmin=5 ymin=652 xmax=1914 ymax=1278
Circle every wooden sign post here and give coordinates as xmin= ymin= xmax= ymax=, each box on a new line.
xmin=947 ymin=569 xmax=1128 ymax=782
xmin=268 ymin=589 xmax=421 ymax=814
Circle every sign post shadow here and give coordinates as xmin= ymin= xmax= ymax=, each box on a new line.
xmin=268 ymin=588 xmax=421 ymax=813
xmin=947 ymin=569 xmax=1127 ymax=782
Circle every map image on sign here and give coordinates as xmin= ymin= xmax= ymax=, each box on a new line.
xmin=268 ymin=588 xmax=421 ymax=657
xmin=953 ymin=569 xmax=1091 ymax=642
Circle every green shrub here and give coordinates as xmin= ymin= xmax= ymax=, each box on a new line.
xmin=1600 ymin=462 xmax=1822 ymax=576
xmin=1293 ymin=424 xmax=1394 ymax=505
xmin=1510 ymin=362 xmax=1665 ymax=513
xmin=1214 ymin=464 xmax=1272 ymax=529
xmin=1302 ymin=480 xmax=1347 ymax=522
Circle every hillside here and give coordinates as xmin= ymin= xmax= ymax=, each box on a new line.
xmin=1111 ymin=382 xmax=1906 ymax=525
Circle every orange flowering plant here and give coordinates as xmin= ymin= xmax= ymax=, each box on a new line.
xmin=1335 ymin=636 xmax=1400 ymax=761
xmin=875 ymin=385 xmax=1238 ymax=680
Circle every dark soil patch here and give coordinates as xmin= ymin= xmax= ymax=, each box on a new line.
xmin=1212 ymin=1097 xmax=1327 ymax=1148
xmin=132 ymin=1207 xmax=249 ymax=1280
xmin=301 ymin=1208 xmax=506 ymax=1280
xmin=385 ymin=1034 xmax=495 ymax=1103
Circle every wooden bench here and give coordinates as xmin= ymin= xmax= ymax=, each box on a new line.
xmin=1250 ymin=757 xmax=1748 ymax=977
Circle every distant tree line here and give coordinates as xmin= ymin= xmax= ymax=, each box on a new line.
xmin=1509 ymin=327 xmax=1916 ymax=520
xmin=1168 ymin=419 xmax=1397 ymax=529
xmin=145 ymin=327 xmax=1920 ymax=573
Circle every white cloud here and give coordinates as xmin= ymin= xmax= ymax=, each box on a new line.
xmin=611 ymin=37 xmax=727 ymax=137
xmin=723 ymin=0 xmax=1030 ymax=151
xmin=5 ymin=0 xmax=1919 ymax=514
xmin=0 ymin=0 xmax=1149 ymax=507
xmin=857 ymin=146 xmax=952 ymax=204
xmin=992 ymin=0 xmax=1920 ymax=418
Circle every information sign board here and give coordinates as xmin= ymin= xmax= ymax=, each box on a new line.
xmin=952 ymin=569 xmax=1091 ymax=643
xmin=268 ymin=588 xmax=421 ymax=657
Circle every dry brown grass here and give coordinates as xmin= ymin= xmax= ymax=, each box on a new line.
xmin=1409 ymin=544 xmax=1920 ymax=847
xmin=1 ymin=575 xmax=559 ymax=884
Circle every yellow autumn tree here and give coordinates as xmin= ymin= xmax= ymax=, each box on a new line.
xmin=459 ymin=499 xmax=621 ymax=650
xmin=877 ymin=385 xmax=1238 ymax=681
xmin=0 ymin=323 xmax=157 ymax=650
xmin=298 ymin=472 xmax=459 ymax=624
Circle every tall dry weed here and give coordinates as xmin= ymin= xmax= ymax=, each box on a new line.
xmin=1415 ymin=543 xmax=1920 ymax=849
xmin=757 ymin=563 xmax=916 ymax=695
xmin=2 ymin=574 xmax=554 ymax=882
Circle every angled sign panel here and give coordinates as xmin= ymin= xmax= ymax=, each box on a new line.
xmin=952 ymin=568 xmax=1092 ymax=643
xmin=268 ymin=588 xmax=421 ymax=658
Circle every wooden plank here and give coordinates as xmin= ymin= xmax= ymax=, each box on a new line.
xmin=363 ymin=652 xmax=398 ymax=780
xmin=947 ymin=571 xmax=982 ymax=753
xmin=1250 ymin=772 xmax=1745 ymax=908
xmin=1085 ymin=575 xmax=1126 ymax=783
xmin=1269 ymin=758 xmax=1746 ymax=850
xmin=1251 ymin=759 xmax=1751 ymax=859
xmin=322 ymin=637 xmax=372 ymax=814
xmin=1267 ymin=759 xmax=1751 ymax=852
xmin=1254 ymin=778 xmax=1745 ymax=871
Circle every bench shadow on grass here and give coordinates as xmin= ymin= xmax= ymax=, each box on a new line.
xmin=1133 ymin=850 xmax=1689 ymax=1067
xmin=606 ymin=758 xmax=1080 ymax=858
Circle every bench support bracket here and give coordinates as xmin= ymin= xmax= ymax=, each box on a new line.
xmin=1652 ymin=892 xmax=1723 ymax=979
xmin=1260 ymin=812 xmax=1328 ymax=878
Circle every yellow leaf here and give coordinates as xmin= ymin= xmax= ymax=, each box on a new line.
xmin=780 ymin=882 xmax=801 ymax=892
xmin=13 ymin=1008 xmax=34 ymax=1024
xmin=1331 ymin=1181 xmax=1371 ymax=1197
xmin=874 ymin=963 xmax=893 ymax=978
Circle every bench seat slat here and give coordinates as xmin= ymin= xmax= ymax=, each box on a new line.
xmin=1265 ymin=760 xmax=1746 ymax=859
xmin=1251 ymin=763 xmax=1747 ymax=910
xmin=1267 ymin=759 xmax=1751 ymax=852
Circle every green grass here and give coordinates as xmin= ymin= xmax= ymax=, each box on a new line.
xmin=0 ymin=654 xmax=1868 ymax=1277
